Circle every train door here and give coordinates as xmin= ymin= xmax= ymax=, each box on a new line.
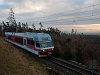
xmin=24 ymin=38 xmax=26 ymax=48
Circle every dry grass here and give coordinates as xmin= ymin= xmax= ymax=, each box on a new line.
xmin=0 ymin=37 xmax=48 ymax=75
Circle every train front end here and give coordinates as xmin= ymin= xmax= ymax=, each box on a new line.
xmin=36 ymin=33 xmax=54 ymax=57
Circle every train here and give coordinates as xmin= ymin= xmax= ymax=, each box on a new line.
xmin=5 ymin=32 xmax=54 ymax=57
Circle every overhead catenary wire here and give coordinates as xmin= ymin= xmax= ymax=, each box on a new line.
xmin=25 ymin=3 xmax=100 ymax=25
xmin=32 ymin=3 xmax=100 ymax=20
xmin=42 ymin=12 xmax=100 ymax=23
xmin=33 ymin=12 xmax=100 ymax=25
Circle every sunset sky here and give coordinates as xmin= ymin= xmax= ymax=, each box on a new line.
xmin=0 ymin=0 xmax=100 ymax=34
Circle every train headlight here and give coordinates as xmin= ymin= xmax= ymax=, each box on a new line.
xmin=52 ymin=48 xmax=53 ymax=50
xmin=43 ymin=50 xmax=45 ymax=52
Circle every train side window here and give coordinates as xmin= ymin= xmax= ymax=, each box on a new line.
xmin=27 ymin=39 xmax=34 ymax=46
xmin=31 ymin=40 xmax=34 ymax=46
xmin=6 ymin=35 xmax=8 ymax=39
xmin=27 ymin=40 xmax=30 ymax=44
xmin=8 ymin=35 xmax=12 ymax=40
xmin=36 ymin=41 xmax=40 ymax=48
xmin=15 ymin=37 xmax=23 ymax=44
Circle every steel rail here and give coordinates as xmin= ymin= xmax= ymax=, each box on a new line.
xmin=49 ymin=56 xmax=100 ymax=75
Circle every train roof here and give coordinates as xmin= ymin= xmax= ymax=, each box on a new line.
xmin=5 ymin=32 xmax=51 ymax=39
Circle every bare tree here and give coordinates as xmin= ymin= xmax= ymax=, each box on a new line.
xmin=32 ymin=23 xmax=36 ymax=31
xmin=39 ymin=22 xmax=43 ymax=31
xmin=71 ymin=29 xmax=74 ymax=34
xmin=25 ymin=22 xmax=28 ymax=32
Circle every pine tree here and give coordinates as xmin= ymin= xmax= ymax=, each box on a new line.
xmin=17 ymin=22 xmax=22 ymax=32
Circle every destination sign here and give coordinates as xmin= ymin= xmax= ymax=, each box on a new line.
xmin=42 ymin=38 xmax=48 ymax=41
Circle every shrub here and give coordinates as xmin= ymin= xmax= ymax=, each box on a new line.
xmin=62 ymin=46 xmax=74 ymax=60
xmin=52 ymin=46 xmax=61 ymax=57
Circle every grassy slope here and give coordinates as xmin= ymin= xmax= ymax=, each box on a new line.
xmin=0 ymin=37 xmax=48 ymax=75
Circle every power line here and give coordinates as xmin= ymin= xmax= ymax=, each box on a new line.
xmin=25 ymin=3 xmax=100 ymax=25
xmin=32 ymin=3 xmax=100 ymax=20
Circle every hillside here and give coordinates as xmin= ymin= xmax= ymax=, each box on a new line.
xmin=0 ymin=37 xmax=48 ymax=75
xmin=51 ymin=33 xmax=100 ymax=72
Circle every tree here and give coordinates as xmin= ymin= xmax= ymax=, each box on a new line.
xmin=2 ymin=21 xmax=6 ymax=36
xmin=63 ymin=47 xmax=74 ymax=60
xmin=39 ymin=22 xmax=43 ymax=31
xmin=22 ymin=23 xmax=26 ymax=32
xmin=50 ymin=27 xmax=52 ymax=32
xmin=7 ymin=8 xmax=17 ymax=32
xmin=6 ymin=22 xmax=10 ymax=32
xmin=47 ymin=27 xmax=50 ymax=31
xmin=28 ymin=28 xmax=33 ymax=32
xmin=2 ymin=21 xmax=6 ymax=29
xmin=25 ymin=22 xmax=28 ymax=31
xmin=71 ymin=29 xmax=74 ymax=34
xmin=52 ymin=46 xmax=61 ymax=57
xmin=76 ymin=45 xmax=84 ymax=63
xmin=32 ymin=23 xmax=36 ymax=31
xmin=0 ymin=25 xmax=2 ymax=36
xmin=17 ymin=22 xmax=22 ymax=32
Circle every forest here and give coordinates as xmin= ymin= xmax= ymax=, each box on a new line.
xmin=0 ymin=21 xmax=100 ymax=72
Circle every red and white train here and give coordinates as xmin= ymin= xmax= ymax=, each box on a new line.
xmin=5 ymin=32 xmax=54 ymax=57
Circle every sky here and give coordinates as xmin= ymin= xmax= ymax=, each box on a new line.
xmin=0 ymin=0 xmax=100 ymax=34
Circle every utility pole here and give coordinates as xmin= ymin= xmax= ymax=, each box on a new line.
xmin=0 ymin=22 xmax=3 ymax=36
xmin=1 ymin=23 xmax=3 ymax=36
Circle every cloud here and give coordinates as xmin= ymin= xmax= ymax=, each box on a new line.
xmin=47 ymin=24 xmax=100 ymax=34
xmin=0 ymin=0 xmax=100 ymax=34
xmin=0 ymin=0 xmax=98 ymax=19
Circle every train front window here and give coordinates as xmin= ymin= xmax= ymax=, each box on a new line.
xmin=47 ymin=41 xmax=53 ymax=47
xmin=36 ymin=41 xmax=40 ymax=48
xmin=40 ymin=42 xmax=47 ymax=48
xmin=39 ymin=41 xmax=53 ymax=48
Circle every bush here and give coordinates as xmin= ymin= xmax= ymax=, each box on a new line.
xmin=62 ymin=49 xmax=74 ymax=60
xmin=62 ymin=46 xmax=74 ymax=60
xmin=52 ymin=46 xmax=61 ymax=57
xmin=76 ymin=46 xmax=84 ymax=63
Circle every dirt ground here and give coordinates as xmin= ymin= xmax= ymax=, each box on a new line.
xmin=0 ymin=37 xmax=48 ymax=75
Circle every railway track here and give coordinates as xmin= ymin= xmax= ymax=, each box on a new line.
xmin=49 ymin=56 xmax=100 ymax=75
xmin=38 ymin=56 xmax=100 ymax=75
